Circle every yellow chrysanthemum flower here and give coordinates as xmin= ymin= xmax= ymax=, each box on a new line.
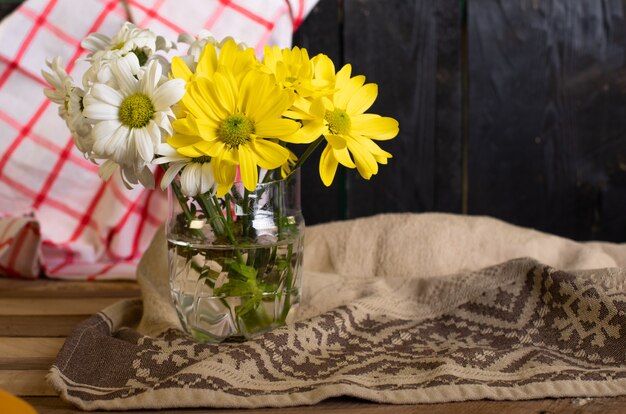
xmin=262 ymin=45 xmax=326 ymax=98
xmin=285 ymin=55 xmax=399 ymax=186
xmin=170 ymin=66 xmax=300 ymax=196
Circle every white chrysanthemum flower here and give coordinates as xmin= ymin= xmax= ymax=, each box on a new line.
xmin=82 ymin=55 xmax=185 ymax=188
xmin=154 ymin=143 xmax=214 ymax=196
xmin=42 ymin=57 xmax=73 ymax=120
xmin=81 ymin=22 xmax=172 ymax=66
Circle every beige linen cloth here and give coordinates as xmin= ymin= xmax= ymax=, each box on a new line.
xmin=48 ymin=213 xmax=626 ymax=410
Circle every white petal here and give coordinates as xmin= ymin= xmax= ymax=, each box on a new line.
xmin=155 ymin=142 xmax=184 ymax=158
xmin=181 ymin=163 xmax=200 ymax=196
xmin=160 ymin=161 xmax=185 ymax=190
xmin=98 ymin=159 xmax=118 ymax=180
xmin=82 ymin=101 xmax=118 ymax=120
xmin=152 ymin=79 xmax=186 ymax=111
xmin=111 ymin=57 xmax=138 ymax=93
xmin=97 ymin=124 xmax=128 ymax=160
xmin=137 ymin=165 xmax=155 ymax=189
xmin=81 ymin=33 xmax=111 ymax=53
xmin=146 ymin=120 xmax=162 ymax=144
xmin=177 ymin=33 xmax=195 ymax=44
xmin=92 ymin=120 xmax=122 ymax=145
xmin=140 ymin=60 xmax=161 ymax=96
xmin=120 ymin=165 xmax=138 ymax=188
xmin=120 ymin=127 xmax=136 ymax=163
xmin=133 ymin=127 xmax=155 ymax=163
xmin=200 ymin=162 xmax=214 ymax=194
xmin=43 ymin=88 xmax=65 ymax=105
xmin=41 ymin=70 xmax=62 ymax=89
xmin=90 ymin=83 xmax=123 ymax=106
xmin=153 ymin=112 xmax=172 ymax=135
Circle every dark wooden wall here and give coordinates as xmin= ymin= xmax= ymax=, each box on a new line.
xmin=295 ymin=0 xmax=626 ymax=243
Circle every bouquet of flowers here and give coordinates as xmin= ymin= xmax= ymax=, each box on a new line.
xmin=44 ymin=23 xmax=399 ymax=341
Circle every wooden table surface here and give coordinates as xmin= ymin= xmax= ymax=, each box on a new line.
xmin=2 ymin=277 xmax=626 ymax=414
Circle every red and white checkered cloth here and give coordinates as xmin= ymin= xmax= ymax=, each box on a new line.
xmin=0 ymin=0 xmax=318 ymax=279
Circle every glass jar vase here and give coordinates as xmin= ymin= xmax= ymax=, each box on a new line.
xmin=166 ymin=171 xmax=304 ymax=343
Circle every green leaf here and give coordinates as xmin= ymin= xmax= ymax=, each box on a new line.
xmin=214 ymin=279 xmax=256 ymax=297
xmin=236 ymin=290 xmax=264 ymax=316
xmin=225 ymin=259 xmax=257 ymax=281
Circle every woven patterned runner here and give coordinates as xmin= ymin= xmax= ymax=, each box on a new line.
xmin=48 ymin=214 xmax=626 ymax=410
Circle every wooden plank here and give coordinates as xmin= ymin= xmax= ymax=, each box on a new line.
xmin=343 ymin=0 xmax=463 ymax=218
xmin=292 ymin=0 xmax=344 ymax=224
xmin=0 ymin=315 xmax=87 ymax=337
xmin=467 ymin=0 xmax=626 ymax=242
xmin=0 ymin=370 xmax=56 ymax=396
xmin=22 ymin=396 xmax=626 ymax=414
xmin=0 ymin=278 xmax=140 ymax=298
xmin=0 ymin=338 xmax=64 ymax=369
xmin=0 ymin=298 xmax=120 ymax=315
xmin=0 ymin=278 xmax=139 ymax=298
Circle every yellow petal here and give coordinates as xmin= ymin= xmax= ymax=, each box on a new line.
xmin=212 ymin=152 xmax=237 ymax=197
xmin=172 ymin=117 xmax=198 ymax=136
xmin=182 ymin=80 xmax=225 ymax=122
xmin=194 ymin=119 xmax=219 ymax=141
xmin=346 ymin=138 xmax=378 ymax=179
xmin=319 ymin=144 xmax=338 ymax=187
xmin=281 ymin=120 xmax=324 ymax=144
xmin=335 ymin=64 xmax=352 ymax=90
xmin=309 ymin=97 xmax=328 ymax=119
xmin=351 ymin=116 xmax=399 ymax=140
xmin=347 ymin=83 xmax=378 ymax=115
xmin=332 ymin=147 xmax=355 ymax=168
xmin=194 ymin=78 xmax=229 ymax=121
xmin=252 ymin=139 xmax=289 ymax=170
xmin=334 ymin=75 xmax=365 ymax=109
xmin=239 ymin=71 xmax=270 ymax=120
xmin=168 ymin=133 xmax=200 ymax=149
xmin=196 ymin=42 xmax=217 ymax=76
xmin=351 ymin=134 xmax=392 ymax=158
xmin=313 ymin=54 xmax=335 ymax=82
xmin=191 ymin=140 xmax=220 ymax=156
xmin=213 ymin=71 xmax=236 ymax=114
xmin=253 ymin=85 xmax=294 ymax=122
xmin=238 ymin=145 xmax=259 ymax=191
xmin=325 ymin=133 xmax=347 ymax=150
xmin=255 ymin=118 xmax=300 ymax=138
xmin=177 ymin=144 xmax=204 ymax=157
xmin=171 ymin=57 xmax=192 ymax=81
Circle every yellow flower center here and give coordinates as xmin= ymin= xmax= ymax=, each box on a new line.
xmin=218 ymin=114 xmax=255 ymax=148
xmin=118 ymin=93 xmax=154 ymax=129
xmin=112 ymin=42 xmax=125 ymax=50
xmin=325 ymin=108 xmax=351 ymax=135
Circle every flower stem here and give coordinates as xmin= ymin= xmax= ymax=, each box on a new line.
xmin=171 ymin=181 xmax=193 ymax=220
xmin=196 ymin=194 xmax=225 ymax=236
xmin=290 ymin=136 xmax=324 ymax=174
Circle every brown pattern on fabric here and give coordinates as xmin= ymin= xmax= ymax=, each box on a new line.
xmin=49 ymin=259 xmax=626 ymax=410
